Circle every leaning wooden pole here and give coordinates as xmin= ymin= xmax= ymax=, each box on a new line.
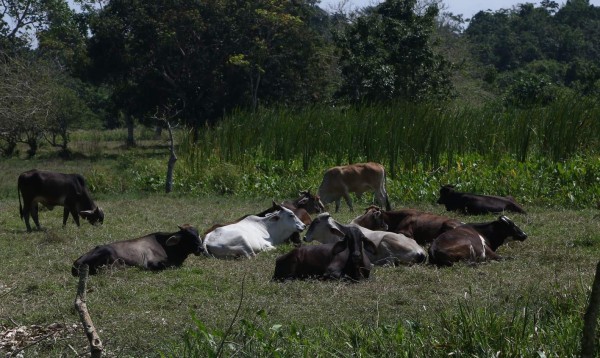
xmin=582 ymin=261 xmax=600 ymax=358
xmin=75 ymin=264 xmax=103 ymax=358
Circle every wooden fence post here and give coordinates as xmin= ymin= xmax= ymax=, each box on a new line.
xmin=582 ymin=261 xmax=600 ymax=358
xmin=74 ymin=264 xmax=103 ymax=358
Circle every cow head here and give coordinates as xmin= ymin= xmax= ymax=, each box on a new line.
xmin=79 ymin=207 xmax=104 ymax=225
xmin=329 ymin=225 xmax=376 ymax=281
xmin=165 ymin=224 xmax=203 ymax=255
xmin=437 ymin=184 xmax=456 ymax=204
xmin=304 ymin=212 xmax=343 ymax=244
xmin=497 ymin=216 xmax=528 ymax=242
xmin=297 ymin=190 xmax=326 ymax=214
xmin=351 ymin=206 xmax=388 ymax=231
xmin=268 ymin=206 xmax=306 ymax=233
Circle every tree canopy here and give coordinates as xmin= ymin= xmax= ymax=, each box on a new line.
xmin=2 ymin=0 xmax=600 ymax=155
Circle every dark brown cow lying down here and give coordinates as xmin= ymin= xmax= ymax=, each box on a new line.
xmin=18 ymin=169 xmax=104 ymax=232
xmin=437 ymin=184 xmax=526 ymax=215
xmin=72 ymin=225 xmax=202 ymax=276
xmin=351 ymin=205 xmax=462 ymax=245
xmin=272 ymin=223 xmax=376 ymax=281
xmin=428 ymin=216 xmax=527 ymax=266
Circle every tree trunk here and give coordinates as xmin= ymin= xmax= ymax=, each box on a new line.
xmin=126 ymin=115 xmax=136 ymax=147
xmin=155 ymin=125 xmax=163 ymax=139
xmin=582 ymin=260 xmax=600 ymax=358
xmin=165 ymin=121 xmax=177 ymax=193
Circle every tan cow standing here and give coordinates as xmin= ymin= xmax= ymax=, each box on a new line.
xmin=317 ymin=162 xmax=391 ymax=212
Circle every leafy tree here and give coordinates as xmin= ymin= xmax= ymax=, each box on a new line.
xmin=84 ymin=0 xmax=334 ymax=136
xmin=0 ymin=0 xmax=77 ymax=52
xmin=36 ymin=0 xmax=89 ymax=76
xmin=334 ymin=0 xmax=454 ymax=102
xmin=0 ymin=55 xmax=88 ymax=156
xmin=465 ymin=1 xmax=600 ymax=98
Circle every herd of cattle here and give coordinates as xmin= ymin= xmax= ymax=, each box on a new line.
xmin=16 ymin=162 xmax=528 ymax=282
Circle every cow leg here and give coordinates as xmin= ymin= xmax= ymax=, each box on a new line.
xmin=334 ymin=199 xmax=342 ymax=213
xmin=22 ymin=204 xmax=33 ymax=232
xmin=63 ymin=207 xmax=70 ymax=226
xmin=31 ymin=204 xmax=42 ymax=230
xmin=343 ymin=192 xmax=354 ymax=212
xmin=485 ymin=247 xmax=503 ymax=261
xmin=375 ymin=191 xmax=389 ymax=211
xmin=63 ymin=205 xmax=79 ymax=226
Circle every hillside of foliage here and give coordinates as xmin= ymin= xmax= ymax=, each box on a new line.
xmin=1 ymin=0 xmax=599 ymax=157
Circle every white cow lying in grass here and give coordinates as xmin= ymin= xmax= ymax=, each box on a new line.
xmin=203 ymin=205 xmax=306 ymax=259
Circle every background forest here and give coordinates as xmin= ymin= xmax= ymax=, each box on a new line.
xmin=1 ymin=0 xmax=600 ymax=206
xmin=2 ymin=0 xmax=600 ymax=149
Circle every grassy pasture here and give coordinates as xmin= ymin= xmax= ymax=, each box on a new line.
xmin=0 ymin=121 xmax=599 ymax=356
xmin=0 ymin=195 xmax=598 ymax=357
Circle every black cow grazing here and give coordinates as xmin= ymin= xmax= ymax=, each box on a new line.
xmin=18 ymin=169 xmax=104 ymax=232
xmin=71 ymin=224 xmax=202 ymax=276
xmin=437 ymin=185 xmax=527 ymax=215
xmin=272 ymin=222 xmax=376 ymax=282
xmin=428 ymin=216 xmax=527 ymax=266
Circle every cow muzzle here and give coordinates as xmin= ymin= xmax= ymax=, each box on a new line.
xmin=194 ymin=246 xmax=204 ymax=255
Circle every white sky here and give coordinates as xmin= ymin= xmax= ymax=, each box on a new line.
xmin=319 ymin=0 xmax=600 ymax=19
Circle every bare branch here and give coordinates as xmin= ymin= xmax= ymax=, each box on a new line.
xmin=74 ymin=265 xmax=103 ymax=358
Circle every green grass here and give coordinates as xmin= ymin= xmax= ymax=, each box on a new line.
xmin=1 ymin=192 xmax=599 ymax=356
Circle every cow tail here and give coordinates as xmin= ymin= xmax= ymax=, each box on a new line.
xmin=383 ymin=168 xmax=391 ymax=211
xmin=17 ymin=180 xmax=23 ymax=220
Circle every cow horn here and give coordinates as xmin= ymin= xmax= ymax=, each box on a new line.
xmin=166 ymin=235 xmax=181 ymax=246
xmin=499 ymin=216 xmax=512 ymax=225
xmin=297 ymin=197 xmax=308 ymax=205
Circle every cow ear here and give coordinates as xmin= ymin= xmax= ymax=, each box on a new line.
xmin=269 ymin=214 xmax=280 ymax=222
xmin=331 ymin=240 xmax=348 ymax=255
xmin=166 ymin=235 xmax=181 ymax=246
xmin=328 ymin=227 xmax=344 ymax=239
xmin=362 ymin=237 xmax=377 ymax=255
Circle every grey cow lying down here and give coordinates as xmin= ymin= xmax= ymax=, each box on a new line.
xmin=72 ymin=224 xmax=202 ymax=276
xmin=307 ymin=213 xmax=427 ymax=266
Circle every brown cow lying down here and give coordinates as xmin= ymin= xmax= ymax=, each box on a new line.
xmin=71 ymin=225 xmax=202 ymax=276
xmin=317 ymin=162 xmax=391 ymax=212
xmin=351 ymin=205 xmax=462 ymax=245
xmin=437 ymin=184 xmax=526 ymax=215
xmin=272 ymin=223 xmax=376 ymax=281
xmin=428 ymin=216 xmax=527 ymax=266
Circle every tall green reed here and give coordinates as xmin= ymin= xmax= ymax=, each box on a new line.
xmin=177 ymin=96 xmax=599 ymax=190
